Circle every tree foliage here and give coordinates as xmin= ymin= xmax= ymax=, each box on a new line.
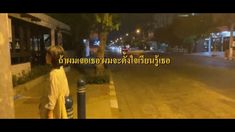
xmin=154 ymin=14 xmax=216 ymax=49
xmin=93 ymin=13 xmax=120 ymax=33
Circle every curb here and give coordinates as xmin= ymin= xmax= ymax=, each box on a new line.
xmin=108 ymin=71 xmax=120 ymax=117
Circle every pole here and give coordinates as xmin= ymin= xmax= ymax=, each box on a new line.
xmin=229 ymin=24 xmax=234 ymax=60
xmin=0 ymin=13 xmax=15 ymax=118
xmin=77 ymin=79 xmax=86 ymax=119
xmin=208 ymin=36 xmax=211 ymax=55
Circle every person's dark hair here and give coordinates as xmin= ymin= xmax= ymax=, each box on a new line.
xmin=46 ymin=45 xmax=64 ymax=69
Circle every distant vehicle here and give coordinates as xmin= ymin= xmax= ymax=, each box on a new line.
xmin=129 ymin=47 xmax=139 ymax=51
xmin=122 ymin=46 xmax=129 ymax=54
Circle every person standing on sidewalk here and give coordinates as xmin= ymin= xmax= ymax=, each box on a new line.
xmin=223 ymin=38 xmax=229 ymax=59
xmin=39 ymin=45 xmax=70 ymax=119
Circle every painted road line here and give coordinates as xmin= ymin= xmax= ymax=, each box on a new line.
xmin=109 ymin=90 xmax=116 ymax=96
xmin=110 ymin=99 xmax=118 ymax=109
xmin=109 ymin=85 xmax=115 ymax=90
xmin=110 ymin=81 xmax=114 ymax=85
xmin=109 ymin=87 xmax=119 ymax=109
xmin=109 ymin=74 xmax=119 ymax=109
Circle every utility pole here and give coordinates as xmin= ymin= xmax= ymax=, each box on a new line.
xmin=208 ymin=35 xmax=211 ymax=55
xmin=229 ymin=24 xmax=234 ymax=60
xmin=0 ymin=13 xmax=15 ymax=118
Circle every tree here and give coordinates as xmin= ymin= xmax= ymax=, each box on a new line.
xmin=131 ymin=37 xmax=143 ymax=48
xmin=171 ymin=14 xmax=214 ymax=53
xmin=93 ymin=14 xmax=120 ymax=75
xmin=212 ymin=14 xmax=235 ymax=60
xmin=154 ymin=25 xmax=183 ymax=48
xmin=49 ymin=14 xmax=121 ymax=71
xmin=154 ymin=14 xmax=217 ymax=53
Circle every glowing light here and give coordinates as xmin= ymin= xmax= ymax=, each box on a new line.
xmin=136 ymin=29 xmax=140 ymax=34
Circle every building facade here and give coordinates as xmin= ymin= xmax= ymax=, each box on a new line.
xmin=7 ymin=13 xmax=71 ymax=77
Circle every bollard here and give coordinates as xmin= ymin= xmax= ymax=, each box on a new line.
xmin=77 ymin=79 xmax=86 ymax=119
xmin=65 ymin=96 xmax=74 ymax=119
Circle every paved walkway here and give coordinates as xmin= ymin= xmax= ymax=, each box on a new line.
xmin=187 ymin=51 xmax=225 ymax=58
xmin=14 ymin=67 xmax=119 ymax=119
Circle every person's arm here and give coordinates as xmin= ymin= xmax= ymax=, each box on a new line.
xmin=45 ymin=72 xmax=58 ymax=119
xmin=62 ymin=67 xmax=70 ymax=97
xmin=48 ymin=110 xmax=54 ymax=119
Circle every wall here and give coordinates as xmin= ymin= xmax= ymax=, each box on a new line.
xmin=11 ymin=62 xmax=31 ymax=77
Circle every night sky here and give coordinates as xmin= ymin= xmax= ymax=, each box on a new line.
xmin=109 ymin=13 xmax=154 ymax=40
xmin=48 ymin=13 xmax=154 ymax=40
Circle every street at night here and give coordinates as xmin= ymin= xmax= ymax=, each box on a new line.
xmin=2 ymin=13 xmax=235 ymax=119
xmin=109 ymin=52 xmax=235 ymax=118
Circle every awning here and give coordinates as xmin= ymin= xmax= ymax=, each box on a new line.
xmin=20 ymin=13 xmax=41 ymax=22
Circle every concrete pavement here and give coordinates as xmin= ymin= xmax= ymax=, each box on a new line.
xmin=14 ymin=52 xmax=235 ymax=118
xmin=14 ymin=67 xmax=119 ymax=119
xmin=187 ymin=51 xmax=225 ymax=58
xmin=108 ymin=53 xmax=235 ymax=118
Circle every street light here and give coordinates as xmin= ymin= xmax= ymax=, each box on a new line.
xmin=126 ymin=33 xmax=129 ymax=36
xmin=136 ymin=29 xmax=140 ymax=34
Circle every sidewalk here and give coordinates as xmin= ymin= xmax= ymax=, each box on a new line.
xmin=14 ymin=67 xmax=119 ymax=118
xmin=186 ymin=51 xmax=225 ymax=58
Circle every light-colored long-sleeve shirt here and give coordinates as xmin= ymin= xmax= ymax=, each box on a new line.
xmin=40 ymin=66 xmax=70 ymax=119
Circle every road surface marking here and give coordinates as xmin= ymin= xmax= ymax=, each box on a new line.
xmin=110 ymin=99 xmax=118 ymax=109
xmin=109 ymin=74 xmax=119 ymax=109
xmin=110 ymin=81 xmax=114 ymax=85
xmin=109 ymin=90 xmax=116 ymax=96
xmin=109 ymin=85 xmax=115 ymax=89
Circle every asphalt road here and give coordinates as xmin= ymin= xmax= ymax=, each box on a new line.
xmin=108 ymin=51 xmax=235 ymax=118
